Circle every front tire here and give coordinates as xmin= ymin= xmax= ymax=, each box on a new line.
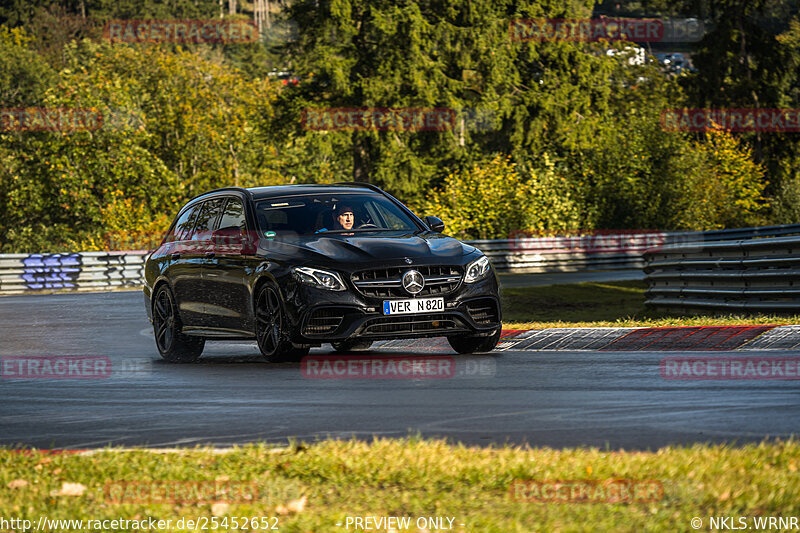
xmin=255 ymin=284 xmax=301 ymax=362
xmin=152 ymin=285 xmax=205 ymax=362
xmin=331 ymin=339 xmax=373 ymax=353
xmin=447 ymin=329 xmax=501 ymax=354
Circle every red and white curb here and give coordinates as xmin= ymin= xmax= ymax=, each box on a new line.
xmin=379 ymin=325 xmax=800 ymax=352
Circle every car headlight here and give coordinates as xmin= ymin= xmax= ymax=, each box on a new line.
xmin=464 ymin=255 xmax=491 ymax=283
xmin=292 ymin=266 xmax=346 ymax=291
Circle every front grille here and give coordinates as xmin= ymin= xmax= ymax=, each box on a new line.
xmin=351 ymin=265 xmax=462 ymax=298
xmin=466 ymin=299 xmax=499 ymax=325
xmin=303 ymin=308 xmax=346 ymax=336
xmin=361 ymin=313 xmax=465 ymax=336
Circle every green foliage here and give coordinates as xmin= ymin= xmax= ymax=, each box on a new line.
xmin=0 ymin=26 xmax=56 ymax=105
xmin=677 ymin=129 xmax=768 ymax=229
xmin=0 ymin=0 xmax=788 ymax=252
xmin=771 ymin=172 xmax=800 ymax=224
xmin=415 ymin=155 xmax=581 ymax=240
xmin=671 ymin=0 xmax=800 ymax=213
xmin=276 ymin=0 xmax=600 ymax=198
xmin=0 ymin=120 xmax=179 ymax=252
xmin=0 ymin=0 xmax=52 ymax=27
xmin=0 ymin=38 xmax=282 ymax=252
xmin=567 ymin=61 xmax=692 ymax=230
xmin=1 ymin=0 xmax=219 ymax=26
xmin=57 ymin=40 xmax=282 ymax=194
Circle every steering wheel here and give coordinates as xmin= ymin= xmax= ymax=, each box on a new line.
xmin=357 ymin=223 xmax=378 ymax=229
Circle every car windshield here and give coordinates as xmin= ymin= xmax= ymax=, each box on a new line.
xmin=255 ymin=193 xmax=420 ymax=236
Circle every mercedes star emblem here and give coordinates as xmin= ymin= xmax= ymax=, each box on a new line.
xmin=402 ymin=270 xmax=425 ymax=295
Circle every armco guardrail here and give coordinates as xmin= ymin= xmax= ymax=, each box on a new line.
xmin=644 ymin=234 xmax=800 ymax=312
xmin=668 ymin=222 xmax=800 ymax=242
xmin=0 ymin=251 xmax=148 ymax=295
xmin=1 ymin=223 xmax=800 ymax=296
xmin=471 ymin=223 xmax=800 ymax=274
xmin=468 ymin=233 xmax=660 ymax=272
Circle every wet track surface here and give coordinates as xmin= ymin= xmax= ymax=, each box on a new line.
xmin=1 ymin=290 xmax=798 ymax=449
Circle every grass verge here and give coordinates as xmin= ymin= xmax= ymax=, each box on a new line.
xmin=502 ymin=280 xmax=800 ymax=329
xmin=1 ymin=438 xmax=799 ymax=532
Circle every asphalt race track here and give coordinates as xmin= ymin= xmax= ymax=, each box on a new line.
xmin=1 ymin=290 xmax=798 ymax=450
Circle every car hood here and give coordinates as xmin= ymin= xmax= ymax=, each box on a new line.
xmin=260 ymin=232 xmax=477 ymax=266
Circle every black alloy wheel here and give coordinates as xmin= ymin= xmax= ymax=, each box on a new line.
xmin=152 ymin=285 xmax=205 ymax=362
xmin=255 ymin=284 xmax=308 ymax=362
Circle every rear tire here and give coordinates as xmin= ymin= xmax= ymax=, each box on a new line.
xmin=447 ymin=329 xmax=501 ymax=354
xmin=152 ymin=285 xmax=205 ymax=362
xmin=255 ymin=283 xmax=299 ymax=362
xmin=331 ymin=340 xmax=373 ymax=353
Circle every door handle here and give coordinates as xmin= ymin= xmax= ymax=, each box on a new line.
xmin=205 ymin=252 xmax=216 ymax=258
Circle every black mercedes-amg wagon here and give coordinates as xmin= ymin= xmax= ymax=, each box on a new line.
xmin=143 ymin=183 xmax=501 ymax=362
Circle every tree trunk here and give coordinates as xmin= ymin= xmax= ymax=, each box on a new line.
xmin=254 ymin=0 xmax=262 ymax=34
xmin=352 ymin=133 xmax=370 ymax=182
xmin=229 ymin=143 xmax=239 ymax=187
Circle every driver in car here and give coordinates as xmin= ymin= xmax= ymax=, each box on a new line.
xmin=315 ymin=204 xmax=356 ymax=234
xmin=334 ymin=205 xmax=355 ymax=231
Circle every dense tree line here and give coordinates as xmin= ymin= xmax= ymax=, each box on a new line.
xmin=0 ymin=0 xmax=797 ymax=251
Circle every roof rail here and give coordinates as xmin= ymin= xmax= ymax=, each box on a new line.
xmin=187 ymin=186 xmax=252 ymax=203
xmin=334 ymin=181 xmax=385 ymax=193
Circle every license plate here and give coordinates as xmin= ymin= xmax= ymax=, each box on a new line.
xmin=382 ymin=297 xmax=444 ymax=315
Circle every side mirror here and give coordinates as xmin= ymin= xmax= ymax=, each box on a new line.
xmin=424 ymin=216 xmax=446 ymax=233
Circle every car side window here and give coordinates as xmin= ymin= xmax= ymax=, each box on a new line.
xmin=217 ymin=198 xmax=247 ymax=236
xmin=368 ymin=199 xmax=409 ymax=230
xmin=169 ymin=203 xmax=202 ymax=243
xmin=190 ymin=198 xmax=225 ymax=241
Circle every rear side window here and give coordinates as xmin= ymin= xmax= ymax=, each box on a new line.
xmin=168 ymin=203 xmax=202 ymax=243
xmin=217 ymin=198 xmax=247 ymax=236
xmin=191 ymin=198 xmax=225 ymax=241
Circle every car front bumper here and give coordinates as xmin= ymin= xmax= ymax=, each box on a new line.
xmin=283 ymin=274 xmax=501 ymax=343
